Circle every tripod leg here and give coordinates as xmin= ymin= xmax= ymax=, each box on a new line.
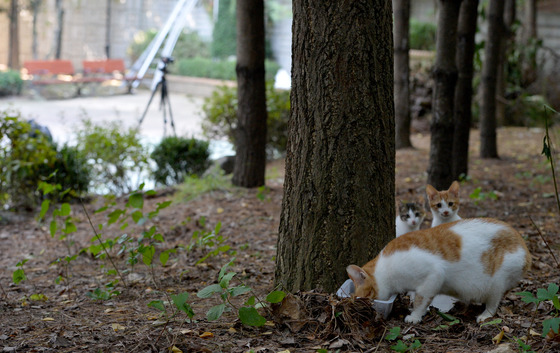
xmin=138 ymin=81 xmax=162 ymax=128
xmin=160 ymin=79 xmax=177 ymax=136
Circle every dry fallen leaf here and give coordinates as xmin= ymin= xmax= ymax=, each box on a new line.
xmin=492 ymin=329 xmax=505 ymax=344
xmin=170 ymin=346 xmax=183 ymax=353
xmin=111 ymin=323 xmax=126 ymax=331
xmin=42 ymin=317 xmax=54 ymax=321
xmin=180 ymin=329 xmax=194 ymax=335
xmin=199 ymin=332 xmax=213 ymax=339
xmin=227 ymin=327 xmax=237 ymax=334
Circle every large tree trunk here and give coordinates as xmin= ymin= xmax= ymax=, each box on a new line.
xmin=232 ymin=0 xmax=267 ymax=187
xmin=394 ymin=0 xmax=413 ymax=149
xmin=496 ymin=0 xmax=516 ymax=126
xmin=8 ymin=0 xmax=20 ymax=70
xmin=452 ymin=0 xmax=479 ymax=180
xmin=480 ymin=0 xmax=505 ymax=159
xmin=275 ymin=0 xmax=394 ymax=293
xmin=427 ymin=0 xmax=462 ymax=189
xmin=521 ymin=0 xmax=537 ymax=87
xmin=52 ymin=0 xmax=64 ymax=59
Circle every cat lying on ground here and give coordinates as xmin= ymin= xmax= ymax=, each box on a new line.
xmin=347 ymin=218 xmax=531 ymax=324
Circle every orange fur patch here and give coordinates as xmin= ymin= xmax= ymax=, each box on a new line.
xmin=355 ymin=257 xmax=379 ymax=298
xmin=480 ymin=223 xmax=532 ymax=276
xmin=382 ymin=222 xmax=462 ymax=261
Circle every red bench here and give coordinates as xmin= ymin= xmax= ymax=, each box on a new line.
xmin=23 ymin=60 xmax=76 ymax=85
xmin=83 ymin=59 xmax=126 ymax=76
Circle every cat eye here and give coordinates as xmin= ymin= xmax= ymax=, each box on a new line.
xmin=436 ymin=203 xmax=442 ymax=208
xmin=415 ymin=212 xmax=420 ymax=217
xmin=448 ymin=202 xmax=454 ymax=206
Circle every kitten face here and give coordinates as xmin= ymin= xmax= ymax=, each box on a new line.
xmin=426 ymin=181 xmax=460 ymax=222
xmin=398 ymin=201 xmax=425 ymax=228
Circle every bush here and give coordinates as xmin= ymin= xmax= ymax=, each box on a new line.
xmin=46 ymin=143 xmax=91 ymax=197
xmin=127 ymin=29 xmax=210 ymax=64
xmin=410 ymin=19 xmax=437 ymax=51
xmin=173 ymin=58 xmax=280 ymax=82
xmin=201 ymin=83 xmax=290 ymax=158
xmin=0 ymin=70 xmax=23 ymax=97
xmin=211 ymin=0 xmax=237 ymax=59
xmin=151 ymin=136 xmax=211 ymax=186
xmin=0 ymin=111 xmax=57 ymax=209
xmin=74 ymin=119 xmax=150 ymax=195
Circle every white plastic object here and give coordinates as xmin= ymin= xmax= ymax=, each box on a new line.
xmin=336 ymin=279 xmax=397 ymax=319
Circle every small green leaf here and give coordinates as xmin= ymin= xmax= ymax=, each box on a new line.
xmin=543 ymin=317 xmax=560 ymax=337
xmin=148 ymin=300 xmax=166 ymax=312
xmin=385 ymin=326 xmax=401 ymax=341
xmin=60 ymin=203 xmax=71 ymax=216
xmin=245 ymin=296 xmax=256 ymax=306
xmin=159 ymin=251 xmax=170 ymax=267
xmin=266 ymin=290 xmax=286 ymax=304
xmin=391 ymin=340 xmax=409 ymax=353
xmin=171 ymin=292 xmax=194 ymax=318
xmin=218 ymin=258 xmax=235 ymax=281
xmin=49 ymin=220 xmax=57 ymax=237
xmin=129 ymin=193 xmax=144 ymax=209
xmin=107 ymin=209 xmax=124 ymax=225
xmin=437 ymin=311 xmax=458 ymax=322
xmin=231 ymin=285 xmax=252 ymax=297
xmin=207 ymin=303 xmax=226 ymax=321
xmin=239 ymin=306 xmax=266 ymax=326
xmin=516 ymin=291 xmax=540 ymax=304
xmin=480 ymin=318 xmax=503 ymax=327
xmin=131 ymin=210 xmax=144 ymax=224
xmin=140 ymin=245 xmax=155 ymax=266
xmin=220 ymin=272 xmax=236 ymax=288
xmin=13 ymin=268 xmax=26 ymax=284
xmin=197 ymin=284 xmax=223 ymax=298
xmin=39 ymin=200 xmax=50 ymax=222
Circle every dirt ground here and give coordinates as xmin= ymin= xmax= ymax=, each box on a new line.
xmin=1 ymin=127 xmax=560 ymax=353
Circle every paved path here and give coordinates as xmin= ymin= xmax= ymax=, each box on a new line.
xmin=1 ymin=90 xmax=206 ymax=146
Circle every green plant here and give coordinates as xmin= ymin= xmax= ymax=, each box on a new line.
xmin=211 ymin=0 xmax=236 ymax=59
xmin=188 ymin=221 xmax=231 ymax=264
xmin=148 ymin=291 xmax=195 ymax=321
xmin=469 ymin=186 xmax=498 ymax=205
xmin=12 ymin=259 xmax=29 ymax=285
xmin=517 ymin=283 xmax=560 ymax=338
xmin=197 ymin=258 xmax=285 ymax=326
xmin=0 ymin=70 xmax=23 ymax=96
xmin=201 ymin=83 xmax=290 ymax=157
xmin=409 ymin=19 xmax=437 ymax=51
xmin=74 ymin=118 xmax=150 ymax=195
xmin=175 ymin=166 xmax=233 ymax=201
xmin=173 ymin=57 xmax=280 ymax=81
xmin=0 ymin=111 xmax=57 ymax=209
xmin=384 ymin=326 xmax=422 ymax=352
xmin=151 ymin=136 xmax=210 ymax=186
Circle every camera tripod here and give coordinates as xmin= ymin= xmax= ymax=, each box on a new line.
xmin=138 ymin=57 xmax=177 ymax=136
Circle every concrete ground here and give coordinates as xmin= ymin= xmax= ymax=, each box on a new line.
xmin=1 ymin=89 xmax=206 ymax=146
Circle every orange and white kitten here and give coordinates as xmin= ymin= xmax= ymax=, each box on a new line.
xmin=426 ymin=181 xmax=461 ymax=227
xmin=346 ymin=218 xmax=531 ymax=324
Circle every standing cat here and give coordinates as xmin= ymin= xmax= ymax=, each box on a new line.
xmin=426 ymin=181 xmax=461 ymax=227
xmin=395 ymin=200 xmax=426 ymax=237
xmin=346 ymin=218 xmax=531 ymax=323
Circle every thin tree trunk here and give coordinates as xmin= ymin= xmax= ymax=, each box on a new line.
xmin=496 ymin=0 xmax=515 ymax=126
xmin=31 ymin=0 xmax=41 ymax=60
xmin=275 ymin=0 xmax=394 ymax=293
xmin=106 ymin=0 xmax=112 ymax=58
xmin=53 ymin=0 xmax=64 ymax=59
xmin=480 ymin=0 xmax=505 ymax=159
xmin=232 ymin=0 xmax=267 ymax=187
xmin=453 ymin=0 xmax=478 ymax=180
xmin=8 ymin=0 xmax=20 ymax=70
xmin=427 ymin=0 xmax=462 ymax=189
xmin=394 ymin=0 xmax=413 ymax=149
xmin=521 ymin=0 xmax=537 ymax=87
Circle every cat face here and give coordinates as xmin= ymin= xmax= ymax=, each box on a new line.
xmin=398 ymin=201 xmax=425 ymax=228
xmin=346 ymin=264 xmax=378 ymax=298
xmin=426 ymin=181 xmax=460 ymax=221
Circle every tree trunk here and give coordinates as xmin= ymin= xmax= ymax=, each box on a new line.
xmin=275 ymin=0 xmax=394 ymax=293
xmin=452 ymin=0 xmax=478 ymax=180
xmin=31 ymin=0 xmax=41 ymax=60
xmin=53 ymin=0 xmax=64 ymax=59
xmin=480 ymin=0 xmax=505 ymax=159
xmin=521 ymin=0 xmax=537 ymax=87
xmin=232 ymin=0 xmax=267 ymax=188
xmin=496 ymin=0 xmax=515 ymax=126
xmin=8 ymin=0 xmax=20 ymax=70
xmin=394 ymin=0 xmax=413 ymax=149
xmin=427 ymin=0 xmax=462 ymax=189
xmin=105 ymin=0 xmax=112 ymax=58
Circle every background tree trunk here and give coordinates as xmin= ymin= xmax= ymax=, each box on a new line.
xmin=105 ymin=0 xmax=112 ymax=58
xmin=480 ymin=0 xmax=505 ymax=159
xmin=452 ymin=0 xmax=478 ymax=180
xmin=8 ymin=0 xmax=20 ymax=70
xmin=232 ymin=0 xmax=267 ymax=188
xmin=521 ymin=0 xmax=537 ymax=87
xmin=394 ymin=0 xmax=413 ymax=149
xmin=52 ymin=0 xmax=64 ymax=59
xmin=30 ymin=0 xmax=42 ymax=60
xmin=496 ymin=0 xmax=515 ymax=126
xmin=275 ymin=0 xmax=394 ymax=293
xmin=427 ymin=0 xmax=462 ymax=189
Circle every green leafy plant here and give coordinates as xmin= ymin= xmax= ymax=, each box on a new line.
xmin=188 ymin=221 xmax=231 ymax=265
xmin=409 ymin=19 xmax=437 ymax=51
xmin=197 ymin=258 xmax=286 ymax=326
xmin=0 ymin=70 xmax=23 ymax=96
xmin=201 ymin=83 xmax=290 ymax=157
xmin=469 ymin=186 xmax=498 ymax=205
xmin=432 ymin=312 xmax=461 ymax=331
xmin=12 ymin=259 xmax=29 ymax=285
xmin=517 ymin=283 xmax=560 ymax=337
xmin=151 ymin=136 xmax=211 ymax=186
xmin=148 ymin=291 xmax=195 ymax=321
xmin=384 ymin=326 xmax=422 ymax=352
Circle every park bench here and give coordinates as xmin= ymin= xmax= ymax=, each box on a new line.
xmin=83 ymin=59 xmax=135 ymax=92
xmin=22 ymin=59 xmax=76 ymax=85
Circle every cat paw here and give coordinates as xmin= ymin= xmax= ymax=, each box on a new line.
xmin=476 ymin=311 xmax=493 ymax=323
xmin=405 ymin=314 xmax=422 ymax=324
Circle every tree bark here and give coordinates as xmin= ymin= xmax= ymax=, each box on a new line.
xmin=427 ymin=0 xmax=462 ymax=189
xmin=53 ymin=0 xmax=64 ymax=59
xmin=452 ymin=0 xmax=478 ymax=180
xmin=480 ymin=0 xmax=505 ymax=159
xmin=275 ymin=0 xmax=395 ymax=293
xmin=521 ymin=0 xmax=537 ymax=87
xmin=30 ymin=0 xmax=42 ymax=60
xmin=394 ymin=0 xmax=413 ymax=149
xmin=496 ymin=0 xmax=516 ymax=126
xmin=232 ymin=0 xmax=267 ymax=187
xmin=8 ymin=0 xmax=20 ymax=70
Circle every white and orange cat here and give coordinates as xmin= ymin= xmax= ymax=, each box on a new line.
xmin=426 ymin=181 xmax=461 ymax=227
xmin=346 ymin=218 xmax=531 ymax=323
xmin=395 ymin=200 xmax=426 ymax=237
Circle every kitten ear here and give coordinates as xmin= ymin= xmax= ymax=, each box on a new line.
xmin=448 ymin=181 xmax=460 ymax=198
xmin=346 ymin=265 xmax=367 ymax=287
xmin=426 ymin=184 xmax=438 ymax=200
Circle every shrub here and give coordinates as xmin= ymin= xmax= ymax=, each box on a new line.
xmin=201 ymin=83 xmax=290 ymax=158
xmin=0 ymin=111 xmax=57 ymax=209
xmin=173 ymin=58 xmax=280 ymax=82
xmin=45 ymin=143 xmax=91 ymax=197
xmin=410 ymin=19 xmax=437 ymax=51
xmin=0 ymin=70 xmax=23 ymax=97
xmin=151 ymin=136 xmax=211 ymax=186
xmin=74 ymin=119 xmax=150 ymax=195
xmin=211 ymin=0 xmax=237 ymax=59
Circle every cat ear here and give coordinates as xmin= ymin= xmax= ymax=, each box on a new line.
xmin=347 ymin=265 xmax=367 ymax=287
xmin=448 ymin=181 xmax=460 ymax=198
xmin=426 ymin=184 xmax=438 ymax=200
